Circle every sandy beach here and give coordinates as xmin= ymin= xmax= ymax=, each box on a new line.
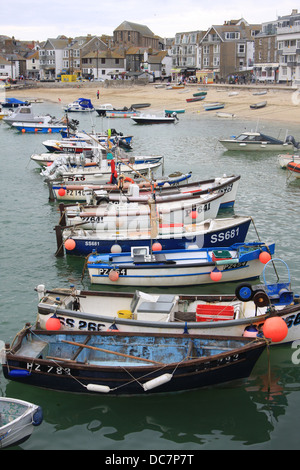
xmin=5 ymin=81 xmax=300 ymax=125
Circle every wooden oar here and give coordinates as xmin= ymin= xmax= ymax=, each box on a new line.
xmin=61 ymin=339 xmax=164 ymax=365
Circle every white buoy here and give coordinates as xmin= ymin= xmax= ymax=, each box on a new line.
xmin=142 ymin=373 xmax=173 ymax=391
xmin=87 ymin=384 xmax=111 ymax=393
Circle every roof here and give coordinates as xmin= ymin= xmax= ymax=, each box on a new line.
xmin=114 ymin=21 xmax=155 ymax=37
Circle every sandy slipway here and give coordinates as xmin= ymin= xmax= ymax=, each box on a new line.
xmin=6 ymin=82 xmax=300 ymax=124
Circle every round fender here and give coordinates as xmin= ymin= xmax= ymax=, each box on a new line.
xmin=235 ymin=283 xmax=254 ymax=302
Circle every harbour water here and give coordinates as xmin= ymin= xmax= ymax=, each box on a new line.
xmin=1 ymin=101 xmax=300 ymax=451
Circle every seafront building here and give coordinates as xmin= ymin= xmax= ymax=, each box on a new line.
xmin=0 ymin=10 xmax=299 ymax=85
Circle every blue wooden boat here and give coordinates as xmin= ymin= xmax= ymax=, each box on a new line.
xmin=2 ymin=327 xmax=267 ymax=395
xmin=86 ymin=242 xmax=275 ymax=287
xmin=59 ymin=216 xmax=252 ymax=257
xmin=0 ymin=397 xmax=43 ymax=449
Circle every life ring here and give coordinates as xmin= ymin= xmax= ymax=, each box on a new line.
xmin=124 ymin=176 xmax=134 ymax=183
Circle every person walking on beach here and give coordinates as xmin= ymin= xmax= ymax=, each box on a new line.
xmin=97 ymin=90 xmax=99 ymax=99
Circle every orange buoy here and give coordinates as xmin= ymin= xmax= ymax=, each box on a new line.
xmin=58 ymin=188 xmax=66 ymax=196
xmin=22 ymin=129 xmax=25 ymax=133
xmin=152 ymin=242 xmax=162 ymax=251
xmin=210 ymin=268 xmax=222 ymax=282
xmin=46 ymin=315 xmax=61 ymax=331
xmin=109 ymin=270 xmax=119 ymax=281
xmin=259 ymin=251 xmax=272 ymax=264
xmin=190 ymin=211 xmax=198 ymax=219
xmin=263 ymin=317 xmax=288 ymax=343
xmin=64 ymin=238 xmax=76 ymax=250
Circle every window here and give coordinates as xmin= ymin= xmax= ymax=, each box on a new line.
xmin=225 ymin=32 xmax=240 ymax=40
xmin=238 ymin=44 xmax=245 ymax=53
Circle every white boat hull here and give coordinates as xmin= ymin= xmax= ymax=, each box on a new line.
xmin=87 ymin=255 xmax=271 ymax=287
xmin=220 ymin=141 xmax=294 ymax=152
xmin=35 ymin=286 xmax=300 ymax=344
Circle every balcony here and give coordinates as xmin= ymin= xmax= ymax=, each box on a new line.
xmin=277 ymin=24 xmax=300 ymax=35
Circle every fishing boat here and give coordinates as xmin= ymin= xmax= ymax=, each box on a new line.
xmin=86 ymin=242 xmax=275 ymax=287
xmin=131 ymin=113 xmax=178 ymax=124
xmin=0 ymin=397 xmax=43 ymax=449
xmin=41 ymin=154 xmax=163 ymax=185
xmin=2 ymin=326 xmax=267 ymax=395
xmin=3 ymin=105 xmax=58 ymax=127
xmin=48 ymin=171 xmax=193 ymax=202
xmin=250 ymin=101 xmax=267 ymax=109
xmin=219 ymin=132 xmax=298 ymax=152
xmin=12 ymin=121 xmax=69 ymax=134
xmin=59 ymin=187 xmax=227 ymax=233
xmin=193 ymin=92 xmax=207 ymax=97
xmin=34 ymin=259 xmax=297 ymax=344
xmin=278 ymin=154 xmax=300 ymax=168
xmin=57 ymin=215 xmax=252 ymax=257
xmin=68 ymin=174 xmax=241 ymax=208
xmin=287 ymin=161 xmax=300 ymax=178
xmin=59 ymin=129 xmax=133 ymax=149
xmin=96 ymin=105 xmax=137 ymax=117
xmin=204 ymin=103 xmax=225 ymax=111
xmin=64 ymin=98 xmax=95 ymax=112
xmin=186 ymin=96 xmax=205 ymax=102
xmin=106 ymin=109 xmax=139 ymax=118
xmin=1 ymin=98 xmax=29 ymax=108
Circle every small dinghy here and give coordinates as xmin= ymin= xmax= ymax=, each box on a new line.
xmin=204 ymin=102 xmax=224 ymax=111
xmin=0 ymin=397 xmax=43 ymax=448
xmin=2 ymin=326 xmax=267 ymax=395
xmin=250 ymin=101 xmax=267 ymax=109
xmin=287 ymin=161 xmax=300 ymax=178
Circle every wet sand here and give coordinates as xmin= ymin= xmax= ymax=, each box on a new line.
xmin=5 ymin=82 xmax=300 ymax=125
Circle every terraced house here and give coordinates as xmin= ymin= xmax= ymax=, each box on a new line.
xmin=200 ymin=19 xmax=261 ymax=82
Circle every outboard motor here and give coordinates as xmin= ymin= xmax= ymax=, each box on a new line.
xmin=285 ymin=135 xmax=300 ymax=149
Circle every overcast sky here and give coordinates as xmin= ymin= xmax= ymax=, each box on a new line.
xmin=1 ymin=1 xmax=298 ymax=41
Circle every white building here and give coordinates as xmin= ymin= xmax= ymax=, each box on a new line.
xmin=277 ymin=9 xmax=300 ymax=85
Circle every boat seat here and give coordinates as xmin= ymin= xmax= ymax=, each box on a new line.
xmin=137 ymin=294 xmax=176 ymax=314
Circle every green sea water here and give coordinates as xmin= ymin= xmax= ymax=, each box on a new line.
xmin=1 ymin=99 xmax=300 ymax=451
